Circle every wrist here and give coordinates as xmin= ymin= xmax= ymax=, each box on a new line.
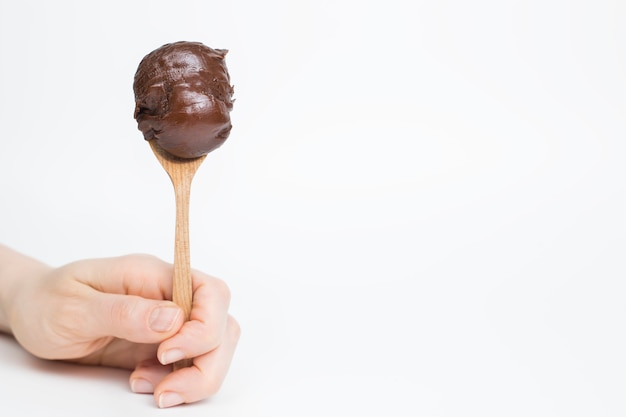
xmin=0 ymin=245 xmax=52 ymax=334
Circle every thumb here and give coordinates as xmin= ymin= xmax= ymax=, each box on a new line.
xmin=90 ymin=293 xmax=184 ymax=343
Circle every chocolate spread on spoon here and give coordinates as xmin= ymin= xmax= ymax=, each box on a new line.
xmin=133 ymin=41 xmax=234 ymax=158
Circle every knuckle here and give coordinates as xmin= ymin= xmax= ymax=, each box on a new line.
xmin=201 ymin=326 xmax=221 ymax=351
xmin=116 ymin=253 xmax=168 ymax=274
xmin=202 ymin=315 xmax=240 ymax=353
xmin=200 ymin=373 xmax=223 ymax=397
xmin=110 ymin=298 xmax=136 ymax=325
xmin=228 ymin=315 xmax=241 ymax=341
xmin=211 ymin=277 xmax=231 ymax=304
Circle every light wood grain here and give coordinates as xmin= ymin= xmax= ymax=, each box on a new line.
xmin=150 ymin=141 xmax=207 ymax=370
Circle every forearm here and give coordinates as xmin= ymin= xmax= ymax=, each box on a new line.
xmin=0 ymin=245 xmax=52 ymax=334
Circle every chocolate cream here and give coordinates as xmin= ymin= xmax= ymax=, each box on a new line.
xmin=133 ymin=41 xmax=234 ymax=158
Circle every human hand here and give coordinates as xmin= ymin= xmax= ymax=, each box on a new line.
xmin=3 ymin=252 xmax=240 ymax=408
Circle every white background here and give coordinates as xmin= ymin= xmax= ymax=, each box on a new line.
xmin=1 ymin=0 xmax=625 ymax=415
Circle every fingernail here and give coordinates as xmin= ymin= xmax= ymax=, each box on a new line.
xmin=158 ymin=392 xmax=185 ymax=408
xmin=130 ymin=378 xmax=154 ymax=394
xmin=149 ymin=306 xmax=181 ymax=332
xmin=160 ymin=349 xmax=186 ymax=365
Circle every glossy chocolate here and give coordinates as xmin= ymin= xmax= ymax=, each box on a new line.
xmin=133 ymin=41 xmax=234 ymax=159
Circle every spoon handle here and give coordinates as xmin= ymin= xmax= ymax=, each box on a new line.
xmin=149 ymin=141 xmax=206 ymax=370
xmin=172 ymin=178 xmax=193 ymax=319
xmin=172 ymin=178 xmax=195 ymax=370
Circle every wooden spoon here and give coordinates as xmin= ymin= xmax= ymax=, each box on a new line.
xmin=149 ymin=141 xmax=207 ymax=370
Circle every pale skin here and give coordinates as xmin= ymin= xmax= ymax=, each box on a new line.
xmin=0 ymin=244 xmax=240 ymax=408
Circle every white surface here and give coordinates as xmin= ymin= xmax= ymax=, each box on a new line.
xmin=1 ymin=0 xmax=626 ymax=416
